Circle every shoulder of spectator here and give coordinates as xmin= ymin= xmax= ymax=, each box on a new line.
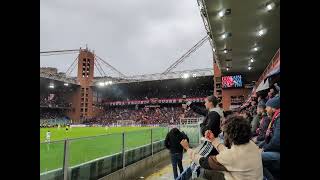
xmin=211 ymin=138 xmax=226 ymax=152
xmin=189 ymin=103 xmax=196 ymax=109
xmin=208 ymin=110 xmax=220 ymax=117
xmin=207 ymin=111 xmax=221 ymax=123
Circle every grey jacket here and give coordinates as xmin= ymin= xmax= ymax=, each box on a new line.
xmin=251 ymin=114 xmax=261 ymax=134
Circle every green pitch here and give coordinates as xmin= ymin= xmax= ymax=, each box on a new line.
xmin=40 ymin=126 xmax=168 ymax=173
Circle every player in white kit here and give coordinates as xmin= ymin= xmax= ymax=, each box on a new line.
xmin=45 ymin=130 xmax=51 ymax=143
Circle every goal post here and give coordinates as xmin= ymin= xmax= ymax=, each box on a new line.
xmin=179 ymin=117 xmax=202 ymax=125
xmin=178 ymin=117 xmax=202 ymax=146
xmin=116 ymin=120 xmax=136 ymax=127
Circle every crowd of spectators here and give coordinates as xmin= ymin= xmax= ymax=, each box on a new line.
xmin=247 ymin=86 xmax=280 ymax=180
xmin=40 ymin=81 xmax=75 ymax=108
xmin=163 ymin=81 xmax=280 ymax=179
xmin=40 ymin=95 xmax=71 ymax=108
xmin=82 ymin=105 xmax=202 ymax=125
xmin=40 ymin=108 xmax=70 ymax=127
xmin=239 ymin=84 xmax=280 ymax=121
xmin=40 ymin=119 xmax=70 ymax=128
xmin=101 ymin=88 xmax=212 ymax=103
xmin=182 ymin=85 xmax=280 ymax=180
xmin=137 ymin=88 xmax=212 ymax=99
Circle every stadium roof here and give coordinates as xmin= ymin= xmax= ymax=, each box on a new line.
xmin=40 ymin=67 xmax=213 ymax=86
xmin=40 ymin=71 xmax=79 ymax=85
xmin=93 ymin=68 xmax=214 ymax=85
xmin=199 ymin=0 xmax=280 ymax=81
xmin=40 ymin=39 xmax=214 ymax=85
xmin=40 ymin=68 xmax=213 ymax=86
xmin=95 ymin=75 xmax=215 ymax=100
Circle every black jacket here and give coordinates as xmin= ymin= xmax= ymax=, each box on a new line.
xmin=190 ymin=104 xmax=221 ymax=137
xmin=256 ymin=114 xmax=271 ymax=141
xmin=190 ymin=104 xmax=221 ymax=156
xmin=165 ymin=128 xmax=189 ymax=154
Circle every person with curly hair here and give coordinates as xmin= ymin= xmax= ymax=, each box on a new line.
xmin=180 ymin=115 xmax=263 ymax=180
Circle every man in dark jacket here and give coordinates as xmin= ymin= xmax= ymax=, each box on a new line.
xmin=259 ymin=96 xmax=280 ymax=178
xmin=165 ymin=128 xmax=189 ymax=179
xmin=251 ymin=101 xmax=270 ymax=141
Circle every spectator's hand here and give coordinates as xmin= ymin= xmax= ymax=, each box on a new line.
xmin=180 ymin=139 xmax=190 ymax=150
xmin=205 ymin=130 xmax=215 ymax=142
xmin=259 ymin=148 xmax=264 ymax=153
xmin=252 ymin=136 xmax=257 ymax=143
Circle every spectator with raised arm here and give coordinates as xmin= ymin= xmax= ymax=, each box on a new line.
xmin=180 ymin=115 xmax=263 ymax=180
xmin=185 ymin=95 xmax=222 ymax=156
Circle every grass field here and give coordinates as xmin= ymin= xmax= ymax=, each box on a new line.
xmin=40 ymin=126 xmax=168 ymax=173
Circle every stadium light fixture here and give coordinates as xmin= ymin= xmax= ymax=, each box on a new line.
xmin=218 ymin=9 xmax=231 ymax=18
xmin=221 ymin=32 xmax=231 ymax=39
xmin=192 ymin=73 xmax=197 ymax=77
xmin=103 ymin=81 xmax=113 ymax=86
xmin=266 ymin=2 xmax=275 ymax=11
xmin=218 ymin=10 xmax=225 ymax=18
xmin=257 ymin=29 xmax=266 ymax=36
xmin=98 ymin=82 xmax=105 ymax=87
xmin=182 ymin=73 xmax=190 ymax=79
xmin=64 ymin=83 xmax=69 ymax=86
xmin=49 ymin=83 xmax=54 ymax=89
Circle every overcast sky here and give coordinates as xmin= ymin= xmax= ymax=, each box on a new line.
xmin=40 ymin=0 xmax=213 ymax=77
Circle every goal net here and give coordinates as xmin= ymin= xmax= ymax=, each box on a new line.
xmin=177 ymin=117 xmax=202 ymax=146
xmin=116 ymin=120 xmax=136 ymax=127
xmin=179 ymin=117 xmax=202 ymax=125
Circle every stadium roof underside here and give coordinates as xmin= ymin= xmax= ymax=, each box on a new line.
xmin=40 ymin=77 xmax=79 ymax=94
xmin=40 ymin=68 xmax=213 ymax=86
xmin=40 ymin=71 xmax=79 ymax=85
xmin=93 ymin=68 xmax=214 ymax=85
xmin=199 ymin=0 xmax=280 ymax=81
